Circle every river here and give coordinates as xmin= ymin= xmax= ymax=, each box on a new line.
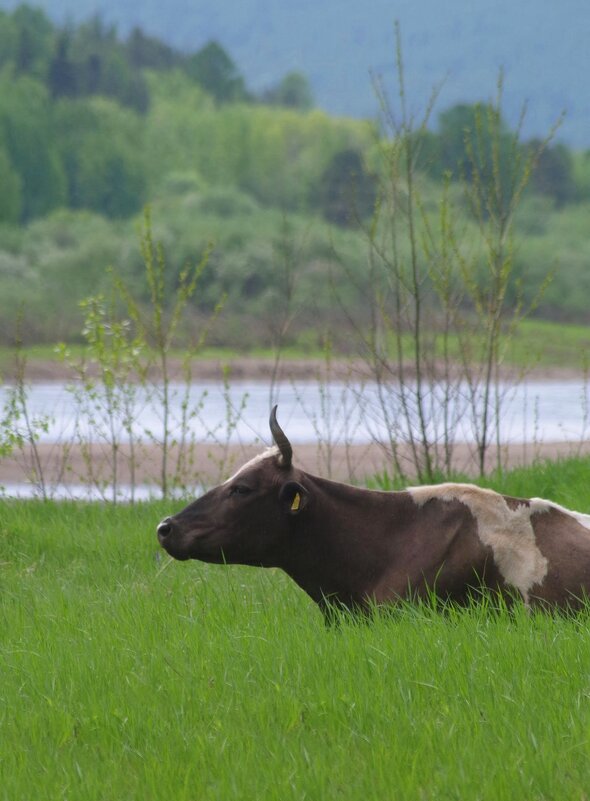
xmin=2 ymin=377 xmax=590 ymax=445
xmin=2 ymin=377 xmax=589 ymax=499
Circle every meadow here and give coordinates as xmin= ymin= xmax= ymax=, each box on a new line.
xmin=3 ymin=458 xmax=590 ymax=800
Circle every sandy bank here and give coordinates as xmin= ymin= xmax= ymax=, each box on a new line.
xmin=2 ymin=439 xmax=590 ymax=492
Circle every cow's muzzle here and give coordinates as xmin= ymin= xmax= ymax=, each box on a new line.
xmin=157 ymin=517 xmax=175 ymax=544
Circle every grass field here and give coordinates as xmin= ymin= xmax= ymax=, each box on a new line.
xmin=3 ymin=460 xmax=590 ymax=800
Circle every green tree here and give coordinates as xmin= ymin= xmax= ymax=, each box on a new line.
xmin=0 ymin=11 xmax=18 ymax=69
xmin=47 ymin=31 xmax=78 ymax=99
xmin=136 ymin=70 xmax=211 ymax=193
xmin=0 ymin=147 xmax=22 ymax=223
xmin=263 ymin=71 xmax=314 ymax=110
xmin=437 ymin=102 xmax=515 ymax=181
xmin=409 ymin=128 xmax=442 ymax=176
xmin=315 ymin=149 xmax=377 ymax=226
xmin=12 ymin=4 xmax=54 ymax=77
xmin=528 ymin=140 xmax=575 ymax=206
xmin=0 ymin=75 xmax=66 ymax=220
xmin=571 ymin=150 xmax=590 ymax=202
xmin=54 ymin=97 xmax=146 ymax=218
xmin=126 ymin=26 xmax=178 ymax=70
xmin=69 ymin=16 xmax=150 ymax=113
xmin=435 ymin=101 xmax=527 ymax=219
xmin=184 ymin=40 xmax=248 ymax=103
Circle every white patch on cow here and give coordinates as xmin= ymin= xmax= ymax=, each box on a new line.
xmin=529 ymin=497 xmax=590 ymax=531
xmin=407 ymin=483 xmax=548 ymax=603
xmin=223 ymin=446 xmax=279 ymax=484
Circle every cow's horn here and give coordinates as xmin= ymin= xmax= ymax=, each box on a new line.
xmin=270 ymin=405 xmax=293 ymax=468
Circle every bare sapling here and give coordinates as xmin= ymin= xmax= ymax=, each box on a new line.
xmin=357 ymin=26 xmax=460 ymax=482
xmin=345 ymin=30 xmax=552 ymax=481
xmin=2 ymin=320 xmax=52 ymax=499
xmin=114 ymin=208 xmax=221 ymax=497
xmin=58 ymin=287 xmax=146 ymax=503
xmin=454 ymin=77 xmax=556 ymax=474
xmin=266 ymin=215 xmax=306 ymax=409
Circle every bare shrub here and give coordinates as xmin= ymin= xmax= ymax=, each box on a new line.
xmin=339 ymin=28 xmax=553 ymax=482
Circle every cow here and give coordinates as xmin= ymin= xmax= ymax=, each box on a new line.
xmin=157 ymin=406 xmax=590 ymax=618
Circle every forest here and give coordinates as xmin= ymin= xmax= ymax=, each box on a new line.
xmin=1 ymin=4 xmax=590 ymax=346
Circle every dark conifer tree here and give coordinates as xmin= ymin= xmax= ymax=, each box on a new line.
xmin=48 ymin=32 xmax=78 ymax=98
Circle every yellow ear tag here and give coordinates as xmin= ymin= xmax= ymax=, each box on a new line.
xmin=291 ymin=492 xmax=301 ymax=512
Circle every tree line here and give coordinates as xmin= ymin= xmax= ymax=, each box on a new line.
xmin=416 ymin=103 xmax=584 ymax=209
xmin=0 ymin=4 xmax=588 ymax=228
xmin=0 ymin=5 xmax=314 ymax=109
xmin=0 ymin=4 xmax=317 ymax=223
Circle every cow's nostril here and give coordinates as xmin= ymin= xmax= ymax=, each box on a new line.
xmin=157 ymin=518 xmax=173 ymax=539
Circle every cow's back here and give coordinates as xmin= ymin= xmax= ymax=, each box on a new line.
xmin=530 ymin=504 xmax=590 ymax=608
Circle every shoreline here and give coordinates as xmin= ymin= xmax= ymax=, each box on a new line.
xmin=0 ymin=354 xmax=588 ymax=385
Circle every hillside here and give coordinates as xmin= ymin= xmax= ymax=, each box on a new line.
xmin=0 ymin=5 xmax=589 ymax=352
xmin=0 ymin=0 xmax=588 ymax=146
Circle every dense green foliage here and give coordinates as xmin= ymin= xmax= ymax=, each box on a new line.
xmin=2 ymin=0 xmax=588 ymax=147
xmin=1 ymin=5 xmax=590 ymax=347
xmin=0 ymin=5 xmax=325 ymax=225
xmin=3 ymin=178 xmax=590 ymax=349
xmin=0 ymin=5 xmax=586 ymax=225
xmin=416 ymin=103 xmax=581 ymax=206
xmin=3 ymin=458 xmax=590 ymax=799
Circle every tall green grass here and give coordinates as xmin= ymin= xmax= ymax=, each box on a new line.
xmin=3 ymin=460 xmax=590 ymax=800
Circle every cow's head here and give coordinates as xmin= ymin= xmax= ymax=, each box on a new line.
xmin=157 ymin=407 xmax=308 ymax=566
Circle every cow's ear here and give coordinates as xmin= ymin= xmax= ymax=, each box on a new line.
xmin=279 ymin=481 xmax=309 ymax=515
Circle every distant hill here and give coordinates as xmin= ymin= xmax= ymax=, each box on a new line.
xmin=1 ymin=0 xmax=589 ymax=147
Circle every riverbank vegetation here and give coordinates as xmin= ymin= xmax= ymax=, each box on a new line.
xmin=3 ymin=455 xmax=590 ymax=800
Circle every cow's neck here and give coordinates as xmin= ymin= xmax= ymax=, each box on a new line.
xmin=278 ymin=475 xmax=395 ymax=610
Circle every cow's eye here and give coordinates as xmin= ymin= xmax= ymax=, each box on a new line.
xmin=230 ymin=484 xmax=251 ymax=496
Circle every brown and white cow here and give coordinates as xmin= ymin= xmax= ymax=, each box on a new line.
xmin=157 ymin=407 xmax=590 ymax=617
